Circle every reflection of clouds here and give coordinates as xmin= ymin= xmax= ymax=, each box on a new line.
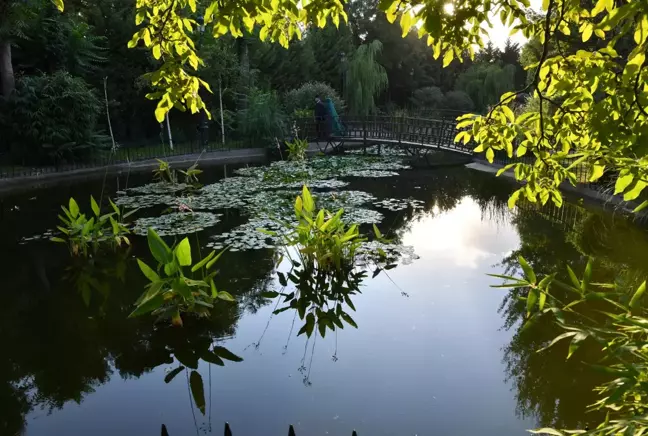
xmin=402 ymin=197 xmax=517 ymax=269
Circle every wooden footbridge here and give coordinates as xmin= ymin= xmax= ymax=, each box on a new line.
xmin=294 ymin=115 xmax=474 ymax=156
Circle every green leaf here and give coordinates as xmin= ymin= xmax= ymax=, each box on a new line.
xmin=589 ymin=164 xmax=604 ymax=182
xmin=189 ymin=371 xmax=206 ymax=415
xmin=191 ymin=251 xmax=216 ymax=272
xmin=567 ymin=332 xmax=587 ymax=359
xmin=147 ymin=228 xmax=173 ymax=265
xmin=90 ymin=196 xmax=100 ymax=217
xmin=582 ymin=23 xmax=593 ymax=42
xmin=301 ymin=185 xmax=314 ymax=213
xmin=155 ymin=105 xmax=168 ymax=123
xmin=442 ymin=49 xmax=454 ymax=67
xmin=174 ymin=238 xmax=192 ymax=267
xmin=206 ymin=249 xmax=225 ymax=270
xmin=137 ymin=259 xmax=160 ymax=282
xmin=623 ymin=180 xmax=647 ymax=201
xmin=50 ymin=237 xmax=66 ymax=243
xmin=566 ymin=265 xmax=581 ymax=291
xmin=508 ymin=189 xmax=521 ymax=209
xmin=164 ymin=366 xmax=185 ymax=383
xmin=519 ymin=256 xmax=536 ymax=284
xmin=538 ymin=290 xmax=547 ymax=311
xmin=614 ymin=172 xmax=634 ymax=194
xmin=629 ymin=281 xmax=647 ymax=309
xmin=537 ymin=331 xmax=578 ymax=353
xmin=69 ymin=198 xmax=79 ymax=219
xmin=485 ymin=147 xmax=494 ymax=163
xmin=582 ymin=259 xmax=592 ymax=292
xmin=527 ymin=288 xmax=539 ymax=316
xmin=52 ymin=0 xmax=64 ymax=12
xmin=129 ymin=293 xmax=165 ymax=317
xmin=217 ymin=291 xmax=235 ymax=302
xmin=212 ymin=346 xmax=243 ymax=362
xmin=529 ymin=428 xmax=564 ymax=436
xmin=633 ymin=200 xmax=648 ymax=213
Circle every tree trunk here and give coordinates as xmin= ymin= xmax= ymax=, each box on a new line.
xmin=219 ymin=76 xmax=225 ymax=145
xmin=0 ymin=40 xmax=15 ymax=96
xmin=166 ymin=113 xmax=174 ymax=150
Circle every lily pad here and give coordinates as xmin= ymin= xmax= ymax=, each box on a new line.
xmin=132 ymin=212 xmax=222 ymax=236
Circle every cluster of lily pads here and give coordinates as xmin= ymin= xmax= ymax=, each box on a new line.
xmin=348 ymin=145 xmax=412 ymax=157
xmin=105 ymin=155 xmax=422 ymax=266
xmin=373 ymin=198 xmax=426 ymax=212
xmin=131 ymin=212 xmax=222 ymax=236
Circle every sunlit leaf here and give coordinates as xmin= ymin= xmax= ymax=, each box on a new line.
xmin=174 ymin=238 xmax=192 ymax=266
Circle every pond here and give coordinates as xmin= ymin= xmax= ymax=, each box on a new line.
xmin=1 ymin=150 xmax=648 ymax=436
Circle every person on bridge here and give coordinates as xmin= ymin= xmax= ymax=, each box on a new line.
xmin=325 ymin=97 xmax=345 ymax=137
xmin=314 ymin=96 xmax=330 ymax=140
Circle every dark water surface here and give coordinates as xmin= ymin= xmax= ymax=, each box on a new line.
xmin=1 ymin=161 xmax=647 ymax=436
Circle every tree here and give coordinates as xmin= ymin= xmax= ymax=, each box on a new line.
xmin=345 ymin=40 xmax=388 ymax=115
xmin=410 ymin=86 xmax=445 ymax=109
xmin=0 ymin=0 xmax=63 ymax=96
xmin=52 ymin=0 xmax=646 ymax=213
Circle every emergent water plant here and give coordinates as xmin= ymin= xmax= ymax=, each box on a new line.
xmin=261 ymin=186 xmax=392 ymax=338
xmin=52 ymin=196 xmax=134 ymax=256
xmin=153 ymin=159 xmax=203 ymax=185
xmin=130 ymin=227 xmax=234 ymax=326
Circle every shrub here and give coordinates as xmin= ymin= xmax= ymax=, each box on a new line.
xmin=237 ymin=88 xmax=287 ymax=146
xmin=443 ymin=90 xmax=475 ymax=112
xmin=283 ymin=81 xmax=345 ymax=116
xmin=410 ymin=86 xmax=446 ymax=109
xmin=0 ymin=71 xmax=104 ymax=164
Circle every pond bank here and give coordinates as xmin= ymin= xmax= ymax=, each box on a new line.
xmin=467 ymin=161 xmax=648 ymax=221
xmin=0 ymin=147 xmax=268 ymax=195
xmin=0 ymin=144 xmax=473 ymax=195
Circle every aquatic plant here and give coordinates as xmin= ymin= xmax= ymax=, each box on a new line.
xmin=130 ymin=228 xmax=234 ymax=326
xmin=260 ymin=186 xmax=394 ymax=338
xmin=178 ymin=163 xmax=202 ymax=185
xmin=153 ymin=159 xmax=177 ymax=184
xmin=152 ymin=159 xmax=202 ymax=186
xmin=52 ymin=196 xmax=134 ymax=256
xmin=285 ymin=126 xmax=309 ymax=162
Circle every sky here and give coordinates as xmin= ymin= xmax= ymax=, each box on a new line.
xmin=485 ymin=0 xmax=544 ymax=49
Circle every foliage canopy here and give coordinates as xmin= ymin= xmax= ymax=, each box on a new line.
xmin=97 ymin=0 xmax=647 ymax=211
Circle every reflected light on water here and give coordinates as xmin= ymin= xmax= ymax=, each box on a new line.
xmin=402 ymin=197 xmax=515 ymax=269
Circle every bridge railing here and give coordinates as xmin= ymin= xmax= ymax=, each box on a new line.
xmin=292 ymin=115 xmax=472 ymax=154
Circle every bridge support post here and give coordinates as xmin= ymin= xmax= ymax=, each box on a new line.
xmin=362 ymin=119 xmax=367 ymax=153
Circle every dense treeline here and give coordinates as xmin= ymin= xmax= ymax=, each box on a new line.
xmin=0 ymin=0 xmax=524 ymax=165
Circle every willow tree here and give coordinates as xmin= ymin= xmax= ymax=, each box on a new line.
xmin=345 ymin=40 xmax=388 ymax=116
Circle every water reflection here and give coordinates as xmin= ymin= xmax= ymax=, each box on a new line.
xmin=499 ymin=200 xmax=648 ymax=429
xmin=2 ymin=164 xmax=648 ymax=434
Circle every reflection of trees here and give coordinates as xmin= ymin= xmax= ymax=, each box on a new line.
xmin=499 ymin=200 xmax=648 ymax=429
xmin=0 ymin=240 xmax=276 ymax=433
xmin=348 ymin=166 xmax=513 ymax=241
